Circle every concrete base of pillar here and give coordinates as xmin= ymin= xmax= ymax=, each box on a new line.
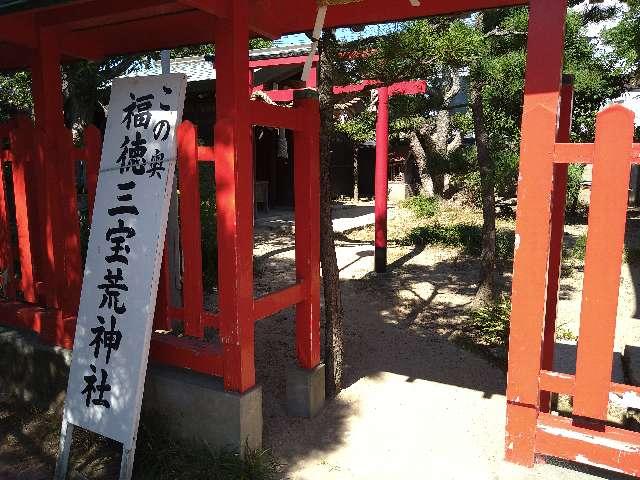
xmin=286 ymin=363 xmax=325 ymax=418
xmin=0 ymin=325 xmax=263 ymax=455
xmin=143 ymin=366 xmax=263 ymax=454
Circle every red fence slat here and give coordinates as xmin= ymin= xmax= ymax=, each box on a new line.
xmin=177 ymin=121 xmax=205 ymax=338
xmin=84 ymin=125 xmax=101 ymax=224
xmin=573 ymin=106 xmax=635 ymax=421
xmin=60 ymin=130 xmax=82 ymax=317
xmin=9 ymin=120 xmax=36 ymax=303
xmin=0 ymin=149 xmax=15 ymax=300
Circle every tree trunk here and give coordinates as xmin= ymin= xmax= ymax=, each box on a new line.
xmin=406 ymin=131 xmax=432 ymax=196
xmin=470 ymin=76 xmax=496 ymax=308
xmin=319 ymin=29 xmax=345 ymax=398
xmin=352 ymin=144 xmax=359 ymax=201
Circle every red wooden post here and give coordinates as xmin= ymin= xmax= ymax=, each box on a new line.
xmin=540 ymin=75 xmax=574 ymax=412
xmin=573 ymin=105 xmax=634 ymax=421
xmin=84 ymin=125 xmax=102 ymax=224
xmin=374 ymin=85 xmax=389 ymax=273
xmin=10 ymin=119 xmax=37 ymax=303
xmin=505 ymin=0 xmax=567 ymax=467
xmin=153 ymin=247 xmax=171 ymax=331
xmin=214 ymin=0 xmax=256 ymax=393
xmin=294 ymin=92 xmax=321 ymax=369
xmin=0 ymin=156 xmax=14 ymax=300
xmin=59 ymin=129 xmax=82 ymax=317
xmin=177 ymin=121 xmax=205 ymax=338
xmin=31 ymin=26 xmax=66 ymax=311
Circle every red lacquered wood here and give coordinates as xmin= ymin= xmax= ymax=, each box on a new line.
xmin=374 ymin=85 xmax=389 ymax=273
xmin=253 ymin=282 xmax=304 ymax=320
xmin=59 ymin=129 xmax=82 ymax=318
xmin=505 ymin=0 xmax=567 ymax=467
xmin=84 ymin=125 xmax=102 ymax=224
xmin=177 ymin=121 xmax=205 ymax=338
xmin=540 ymin=78 xmax=574 ymax=412
xmin=293 ymin=94 xmax=321 ymax=369
xmin=153 ymin=246 xmax=171 ymax=331
xmin=0 ymin=144 xmax=15 ymax=300
xmin=536 ymin=413 xmax=640 ymax=477
xmin=166 ymin=306 xmax=220 ymax=329
xmin=250 ymin=101 xmax=302 ymax=131
xmin=150 ymin=332 xmax=224 ymax=377
xmin=31 ymin=27 xmax=67 ymax=312
xmin=573 ymin=105 xmax=635 ymax=421
xmin=197 ymin=145 xmax=215 ymax=162
xmin=9 ymin=120 xmax=36 ymax=303
xmin=214 ymin=1 xmax=256 ymax=393
xmin=539 ymin=370 xmax=574 ymax=396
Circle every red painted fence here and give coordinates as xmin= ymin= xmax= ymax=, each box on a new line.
xmin=507 ymin=103 xmax=640 ymax=476
xmin=0 ymin=94 xmax=320 ymax=395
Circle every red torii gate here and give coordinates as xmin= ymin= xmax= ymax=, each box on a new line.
xmin=1 ymin=0 xmax=639 ymax=476
xmin=334 ymin=79 xmax=427 ymax=273
xmin=258 ymin=68 xmax=427 ymax=274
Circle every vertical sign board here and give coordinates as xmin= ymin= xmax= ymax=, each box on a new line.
xmin=55 ymin=74 xmax=186 ymax=480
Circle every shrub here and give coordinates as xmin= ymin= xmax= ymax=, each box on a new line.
xmin=493 ymin=150 xmax=520 ymax=200
xmin=565 ymin=164 xmax=585 ymax=217
xmin=400 ymin=195 xmax=439 ymax=218
xmin=401 ymin=222 xmax=515 ymax=259
xmin=468 ymin=294 xmax=512 ymax=347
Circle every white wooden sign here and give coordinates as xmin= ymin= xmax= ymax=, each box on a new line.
xmin=55 ymin=74 xmax=186 ymax=480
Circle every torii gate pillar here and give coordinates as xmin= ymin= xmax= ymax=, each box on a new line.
xmin=375 ymin=85 xmax=389 ymax=273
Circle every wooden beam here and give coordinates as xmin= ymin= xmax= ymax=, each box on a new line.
xmin=36 ymin=0 xmax=188 ymax=29
xmin=250 ymin=0 xmax=528 ymax=38
xmin=0 ymin=14 xmax=37 ymax=48
xmin=61 ymin=10 xmax=216 ymax=59
xmin=177 ymin=0 xmax=229 ymax=18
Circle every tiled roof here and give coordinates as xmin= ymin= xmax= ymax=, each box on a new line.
xmin=249 ymin=43 xmax=312 ymax=60
xmin=121 ymin=43 xmax=312 ymax=82
xmin=124 ymin=56 xmax=216 ymax=83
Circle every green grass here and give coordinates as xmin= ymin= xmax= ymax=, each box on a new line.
xmin=399 ymin=195 xmax=439 ymax=219
xmin=400 ymin=222 xmax=515 ymax=259
xmin=467 ymin=295 xmax=512 ymax=347
xmin=564 ymin=233 xmax=640 ymax=266
xmin=134 ymin=412 xmax=283 ymax=480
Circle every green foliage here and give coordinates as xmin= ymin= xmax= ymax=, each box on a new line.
xmin=335 ymin=111 xmax=376 ymax=143
xmin=556 ymin=325 xmax=577 ymax=341
xmin=134 ymin=412 xmax=282 ymax=480
xmin=564 ymin=233 xmax=587 ymax=262
xmin=399 ymin=195 xmax=439 ymax=218
xmin=0 ymin=71 xmax=32 ymax=122
xmin=602 ymin=1 xmax=640 ymax=86
xmin=401 ymin=222 xmax=515 ymax=259
xmin=468 ymin=294 xmax=512 ymax=347
xmin=493 ymin=150 xmax=520 ymax=199
xmin=565 ymin=164 xmax=584 ymax=216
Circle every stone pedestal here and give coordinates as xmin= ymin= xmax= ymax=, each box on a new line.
xmin=286 ymin=363 xmax=325 ymax=418
xmin=143 ymin=366 xmax=263 ymax=454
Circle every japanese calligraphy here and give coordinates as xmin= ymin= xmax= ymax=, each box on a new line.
xmin=62 ymin=74 xmax=185 ymax=449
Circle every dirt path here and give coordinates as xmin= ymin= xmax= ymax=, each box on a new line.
xmin=253 ymin=203 xmax=635 ymax=479
xmin=3 ymin=202 xmax=639 ymax=479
